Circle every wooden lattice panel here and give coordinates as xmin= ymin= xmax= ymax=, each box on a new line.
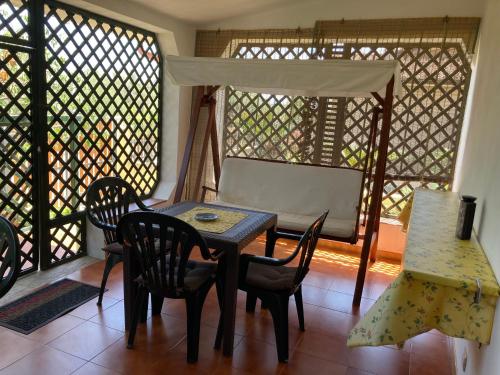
xmin=0 ymin=0 xmax=36 ymax=275
xmin=224 ymin=44 xmax=320 ymax=163
xmin=0 ymin=0 xmax=30 ymax=41
xmin=223 ymin=41 xmax=471 ymax=218
xmin=341 ymin=43 xmax=469 ymax=216
xmin=49 ymin=220 xmax=84 ymax=263
xmin=225 ymin=88 xmax=319 ymax=162
xmin=43 ymin=2 xmax=161 ymax=264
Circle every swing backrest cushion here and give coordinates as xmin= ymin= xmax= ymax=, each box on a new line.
xmin=217 ymin=157 xmax=363 ymax=226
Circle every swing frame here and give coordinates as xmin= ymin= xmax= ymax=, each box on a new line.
xmin=172 ymin=73 xmax=395 ymax=306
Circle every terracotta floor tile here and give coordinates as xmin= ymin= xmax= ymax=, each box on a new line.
xmin=410 ymin=332 xmax=450 ymax=355
xmin=245 ymin=309 xmax=303 ymax=348
xmin=212 ymin=366 xmax=255 ymax=375
xmin=0 ymin=346 xmax=85 ymax=375
xmin=92 ymin=313 xmax=188 ymax=374
xmin=329 ymin=276 xmax=357 ymax=295
xmin=293 ymin=330 xmax=349 ymax=366
xmin=302 ymin=271 xmax=334 ymax=290
xmin=410 ymin=353 xmax=452 ymax=375
xmin=89 ymin=301 xmax=151 ymax=332
xmin=282 ymin=351 xmax=348 ymax=375
xmin=72 ymin=362 xmax=121 ymax=375
xmin=0 ymin=330 xmax=41 ymax=370
xmin=346 ymin=367 xmax=376 ymax=375
xmin=48 ymin=321 xmax=123 ymax=360
xmin=231 ymin=338 xmax=284 ymax=375
xmin=300 ymin=285 xmax=329 ymax=306
xmin=147 ymin=350 xmax=214 ymax=374
xmin=321 ymin=290 xmax=375 ymax=316
xmin=147 ymin=324 xmax=241 ymax=375
xmin=348 ymin=346 xmax=410 ymax=375
xmin=91 ymin=338 xmax=163 ymax=374
xmin=68 ymin=295 xmax=120 ymax=320
xmin=68 ymin=263 xmax=124 ymax=301
xmin=309 ymin=306 xmax=360 ymax=338
xmin=24 ymin=315 xmax=86 ymax=344
xmin=409 ymin=333 xmax=452 ymax=375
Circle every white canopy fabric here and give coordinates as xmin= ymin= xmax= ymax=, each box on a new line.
xmin=166 ymin=55 xmax=402 ymax=99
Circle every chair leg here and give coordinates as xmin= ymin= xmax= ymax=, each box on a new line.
xmin=267 ymin=294 xmax=290 ymax=363
xmin=151 ymin=294 xmax=164 ymax=315
xmin=262 ymin=231 xmax=277 ymax=311
xmin=294 ymin=286 xmax=305 ymax=331
xmin=140 ymin=294 xmax=149 ymax=323
xmin=246 ymin=292 xmax=257 ymax=313
xmin=214 ymin=278 xmax=224 ymax=350
xmin=186 ymin=283 xmax=212 ymax=363
xmin=97 ymin=253 xmax=121 ymax=306
xmin=127 ymin=287 xmax=147 ymax=349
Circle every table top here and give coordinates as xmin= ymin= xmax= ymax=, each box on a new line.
xmin=404 ymin=189 xmax=499 ymax=296
xmin=156 ymin=201 xmax=277 ymax=251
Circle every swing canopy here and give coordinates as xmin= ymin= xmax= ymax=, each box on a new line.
xmin=165 ymin=55 xmax=402 ymax=99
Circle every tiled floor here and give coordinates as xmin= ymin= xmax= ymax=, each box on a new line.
xmin=0 ymin=236 xmax=454 ymax=375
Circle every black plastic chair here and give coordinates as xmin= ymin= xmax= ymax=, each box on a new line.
xmin=86 ymin=176 xmax=152 ymax=305
xmin=0 ymin=216 xmax=21 ymax=299
xmin=238 ymin=211 xmax=328 ymax=362
xmin=117 ymin=211 xmax=222 ymax=363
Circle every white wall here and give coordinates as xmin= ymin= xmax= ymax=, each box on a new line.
xmin=203 ymin=0 xmax=485 ymax=29
xmin=454 ymin=0 xmax=500 ymax=373
xmin=61 ymin=0 xmax=196 ymax=258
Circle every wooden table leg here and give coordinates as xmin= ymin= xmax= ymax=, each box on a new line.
xmin=265 ymin=226 xmax=277 ymax=258
xmin=222 ymin=247 xmax=240 ymax=356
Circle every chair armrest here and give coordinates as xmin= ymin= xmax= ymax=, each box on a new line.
xmin=243 ymin=253 xmax=290 ymax=268
xmin=201 ymin=185 xmax=219 ymax=202
xmin=135 ymin=199 xmax=154 ymax=211
xmin=87 ymin=215 xmax=117 ymax=233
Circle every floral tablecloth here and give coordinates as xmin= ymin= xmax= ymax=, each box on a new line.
xmin=347 ymin=189 xmax=499 ymax=347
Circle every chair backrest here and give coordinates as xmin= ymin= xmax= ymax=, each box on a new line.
xmin=117 ymin=211 xmax=211 ymax=296
xmin=290 ymin=211 xmax=329 ymax=290
xmin=86 ymin=177 xmax=146 ymax=244
xmin=0 ymin=216 xmax=21 ymax=299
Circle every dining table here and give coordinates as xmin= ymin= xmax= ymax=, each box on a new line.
xmin=122 ymin=201 xmax=277 ymax=356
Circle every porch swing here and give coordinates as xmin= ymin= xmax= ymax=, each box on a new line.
xmin=165 ymin=55 xmax=401 ymax=304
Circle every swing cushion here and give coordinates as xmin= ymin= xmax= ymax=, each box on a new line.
xmin=214 ymin=157 xmax=363 ymax=241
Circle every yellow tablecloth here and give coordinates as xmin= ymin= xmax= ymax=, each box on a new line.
xmin=347 ymin=190 xmax=499 ymax=347
xmin=176 ymin=206 xmax=247 ymax=234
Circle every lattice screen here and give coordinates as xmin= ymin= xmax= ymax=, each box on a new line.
xmin=337 ymin=43 xmax=468 ymax=216
xmin=2 ymin=1 xmax=162 ymax=270
xmin=216 ymin=28 xmax=473 ymax=217
xmin=0 ymin=0 xmax=30 ymax=41
xmin=224 ymin=44 xmax=321 ymax=163
xmin=0 ymin=0 xmax=37 ymax=274
xmin=43 ymin=1 xmax=161 ymax=265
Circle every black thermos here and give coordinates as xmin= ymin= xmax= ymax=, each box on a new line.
xmin=456 ymin=195 xmax=476 ymax=240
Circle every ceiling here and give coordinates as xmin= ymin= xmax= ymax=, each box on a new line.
xmin=127 ymin=0 xmax=296 ymax=24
